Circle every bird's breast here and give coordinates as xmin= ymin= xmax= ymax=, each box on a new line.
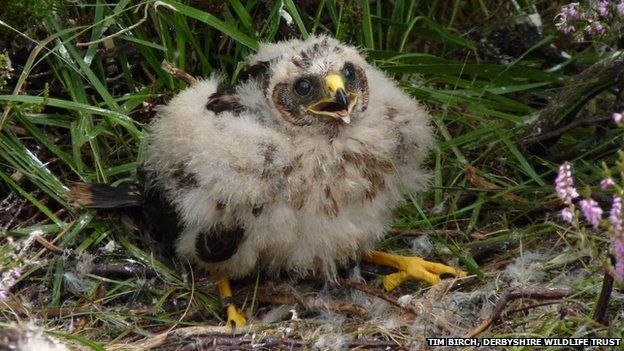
xmin=280 ymin=147 xmax=397 ymax=219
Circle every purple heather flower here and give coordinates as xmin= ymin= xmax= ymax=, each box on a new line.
xmin=610 ymin=195 xmax=622 ymax=235
xmin=610 ymin=195 xmax=623 ymax=282
xmin=579 ymin=198 xmax=603 ymax=228
xmin=601 ymin=178 xmax=616 ymax=190
xmin=561 ymin=206 xmax=575 ymax=224
xmin=0 ymin=290 xmax=7 ymax=300
xmin=611 ymin=195 xmax=624 ymax=282
xmin=615 ymin=237 xmax=624 ymax=282
xmin=597 ymin=1 xmax=612 ymax=18
xmin=618 ymin=2 xmax=624 ymax=17
xmin=614 ymin=112 xmax=623 ymax=123
xmin=556 ymin=162 xmax=580 ymax=203
xmin=562 ymin=25 xmax=576 ymax=34
xmin=586 ymin=21 xmax=606 ymax=35
xmin=563 ymin=2 xmax=583 ymax=20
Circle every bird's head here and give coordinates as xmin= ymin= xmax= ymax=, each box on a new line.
xmin=252 ymin=36 xmax=369 ymax=129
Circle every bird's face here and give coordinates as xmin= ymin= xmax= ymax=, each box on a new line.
xmin=267 ymin=38 xmax=369 ymax=128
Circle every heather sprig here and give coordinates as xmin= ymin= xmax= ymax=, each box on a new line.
xmin=610 ymin=195 xmax=624 ymax=281
xmin=579 ymin=198 xmax=603 ymax=228
xmin=555 ymin=1 xmax=624 ymax=42
xmin=555 ymin=147 xmax=624 ymax=282
xmin=555 ymin=162 xmax=579 ymax=224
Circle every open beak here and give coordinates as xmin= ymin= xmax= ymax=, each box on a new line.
xmin=307 ymin=73 xmax=358 ymax=124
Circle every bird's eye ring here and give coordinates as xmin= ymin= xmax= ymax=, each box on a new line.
xmin=343 ymin=63 xmax=355 ymax=80
xmin=294 ymin=78 xmax=312 ymax=96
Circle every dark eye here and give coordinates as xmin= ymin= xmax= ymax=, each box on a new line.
xmin=343 ymin=63 xmax=355 ymax=80
xmin=294 ymin=78 xmax=312 ymax=96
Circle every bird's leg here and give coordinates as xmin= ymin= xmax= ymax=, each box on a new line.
xmin=217 ymin=276 xmax=247 ymax=327
xmin=362 ymin=250 xmax=466 ymax=291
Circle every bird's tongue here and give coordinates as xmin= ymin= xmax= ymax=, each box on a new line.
xmin=317 ymin=101 xmax=345 ymax=113
xmin=309 ymin=100 xmax=351 ymax=123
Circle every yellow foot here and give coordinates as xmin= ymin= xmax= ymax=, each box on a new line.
xmin=217 ymin=276 xmax=247 ymax=327
xmin=225 ymin=303 xmax=247 ymax=327
xmin=363 ymin=250 xmax=466 ymax=291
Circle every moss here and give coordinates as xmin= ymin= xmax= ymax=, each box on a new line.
xmin=0 ymin=0 xmax=68 ymax=34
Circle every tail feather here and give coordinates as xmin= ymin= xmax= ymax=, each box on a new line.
xmin=68 ymin=182 xmax=141 ymax=208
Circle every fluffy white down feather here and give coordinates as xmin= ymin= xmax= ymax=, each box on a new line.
xmin=144 ymin=35 xmax=433 ymax=280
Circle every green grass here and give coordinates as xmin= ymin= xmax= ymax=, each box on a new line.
xmin=1 ymin=0 xmax=623 ymax=349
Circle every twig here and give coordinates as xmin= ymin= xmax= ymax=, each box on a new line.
xmin=253 ymin=289 xmax=368 ymax=317
xmin=161 ymin=61 xmax=198 ymax=86
xmin=504 ymin=300 xmax=562 ymax=318
xmin=338 ymin=279 xmax=420 ymax=316
xmin=521 ymin=52 xmax=624 ymax=153
xmin=33 ymin=236 xmax=63 ymax=254
xmin=592 ymin=269 xmax=614 ymax=325
xmin=76 ymin=4 xmax=149 ymax=47
xmin=520 ymin=115 xmax=614 ymax=148
xmin=462 ymin=287 xmax=573 ymax=338
xmin=31 ymin=220 xmax=75 ymax=262
xmin=89 ymin=263 xmax=158 ymax=279
xmin=176 ymin=335 xmax=402 ymax=351
xmin=338 ymin=279 xmax=459 ymax=334
xmin=127 ymin=324 xmax=262 ymax=350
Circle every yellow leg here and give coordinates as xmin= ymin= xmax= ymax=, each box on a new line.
xmin=217 ymin=276 xmax=247 ymax=327
xmin=362 ymin=250 xmax=466 ymax=291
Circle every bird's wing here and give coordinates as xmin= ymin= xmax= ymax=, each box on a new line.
xmin=144 ymin=78 xmax=292 ymax=230
xmin=356 ymin=64 xmax=434 ymax=193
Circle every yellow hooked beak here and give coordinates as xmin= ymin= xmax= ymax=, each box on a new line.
xmin=307 ymin=73 xmax=358 ymax=124
xmin=326 ymin=73 xmax=345 ymax=96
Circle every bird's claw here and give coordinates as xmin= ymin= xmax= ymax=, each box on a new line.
xmin=381 ymin=256 xmax=466 ymax=291
xmin=225 ymin=304 xmax=247 ymax=327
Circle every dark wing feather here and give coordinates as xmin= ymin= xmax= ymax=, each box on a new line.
xmin=205 ymin=85 xmax=245 ymax=114
xmin=195 ymin=226 xmax=245 ymax=263
xmin=138 ymin=169 xmax=245 ymax=263
xmin=237 ymin=60 xmax=270 ymax=85
xmin=205 ymin=60 xmax=271 ymax=115
xmin=136 ymin=171 xmax=181 ymax=255
xmin=68 ymin=182 xmax=140 ymax=208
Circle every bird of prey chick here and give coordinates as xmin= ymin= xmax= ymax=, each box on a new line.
xmin=70 ymin=35 xmax=465 ymax=326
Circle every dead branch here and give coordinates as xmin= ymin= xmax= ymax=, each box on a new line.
xmin=253 ymin=290 xmax=368 ymax=317
xmin=504 ymin=300 xmax=562 ymax=317
xmin=520 ymin=52 xmax=624 ymax=153
xmin=176 ymin=335 xmax=403 ymax=351
xmin=161 ymin=61 xmax=198 ymax=86
xmin=463 ymin=287 xmax=574 ymax=338
xmin=592 ymin=269 xmax=614 ymax=325
xmin=88 ymin=263 xmax=158 ymax=279
xmin=339 ymin=279 xmax=420 ymax=316
xmin=33 ymin=236 xmax=63 ymax=254
xmin=520 ymin=115 xmax=614 ymax=148
xmin=127 ymin=324 xmax=263 ymax=350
